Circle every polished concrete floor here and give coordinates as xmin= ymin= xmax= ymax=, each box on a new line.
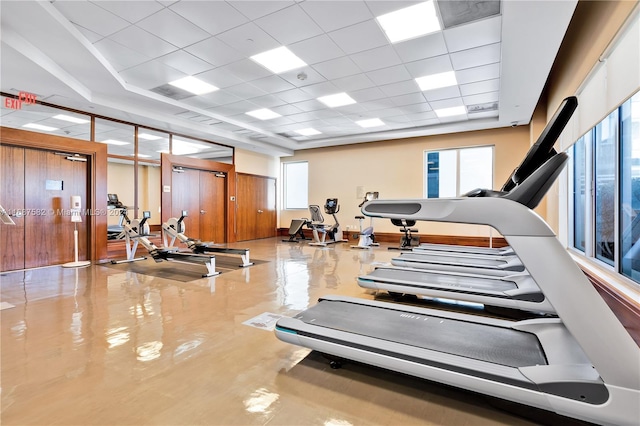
xmin=1 ymin=238 xmax=588 ymax=425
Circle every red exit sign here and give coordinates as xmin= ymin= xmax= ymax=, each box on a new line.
xmin=4 ymin=91 xmax=37 ymax=110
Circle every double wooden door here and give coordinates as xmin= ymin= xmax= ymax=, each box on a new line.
xmin=1 ymin=145 xmax=88 ymax=271
xmin=236 ymin=173 xmax=276 ymax=241
xmin=170 ymin=168 xmax=225 ymax=243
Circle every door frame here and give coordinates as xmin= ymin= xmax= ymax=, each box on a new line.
xmin=160 ymin=153 xmax=237 ymax=243
xmin=0 ymin=126 xmax=108 ymax=262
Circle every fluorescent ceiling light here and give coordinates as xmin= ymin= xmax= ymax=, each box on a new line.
xmin=52 ymin=114 xmax=89 ymax=124
xmin=22 ymin=123 xmax=58 ymax=132
xmin=138 ymin=133 xmax=163 ymax=140
xmin=295 ymin=128 xmax=321 ymax=136
xmin=246 ymin=108 xmax=282 ymax=120
xmin=169 ymin=76 xmax=218 ymax=95
xmin=356 ymin=118 xmax=385 ymax=128
xmin=134 ymin=154 xmax=152 ymax=158
xmin=317 ymin=93 xmax=356 ymax=108
xmin=251 ymin=46 xmax=307 ymax=74
xmin=434 ymin=106 xmax=467 ymax=118
xmin=416 ymin=71 xmax=458 ymax=91
xmin=376 ymin=1 xmax=441 ymax=44
xmin=100 ymin=139 xmax=130 ymax=146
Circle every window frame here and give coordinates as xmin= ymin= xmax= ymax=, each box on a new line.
xmin=282 ymin=160 xmax=309 ymax=210
xmin=423 ymin=145 xmax=494 ymax=198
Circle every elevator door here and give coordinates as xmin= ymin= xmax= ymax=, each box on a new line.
xmin=1 ymin=146 xmax=89 ymax=271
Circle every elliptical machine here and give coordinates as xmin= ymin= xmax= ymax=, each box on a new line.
xmin=351 ymin=192 xmax=380 ymax=249
xmin=308 ymin=198 xmax=348 ymax=246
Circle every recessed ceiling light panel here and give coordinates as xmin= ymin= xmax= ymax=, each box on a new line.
xmin=416 ymin=71 xmax=458 ymax=91
xmin=246 ymin=108 xmax=282 ymax=120
xmin=376 ymin=1 xmax=441 ymax=44
xmin=317 ymin=93 xmax=356 ymax=108
xmin=434 ymin=106 xmax=467 ymax=118
xmin=356 ymin=118 xmax=385 ymax=128
xmin=251 ymin=46 xmax=307 ymax=74
xmin=169 ymin=76 xmax=218 ymax=95
xmin=295 ymin=128 xmax=321 ymax=136
xmin=100 ymin=139 xmax=130 ymax=146
xmin=22 ymin=123 xmax=58 ymax=131
xmin=52 ymin=114 xmax=89 ymax=124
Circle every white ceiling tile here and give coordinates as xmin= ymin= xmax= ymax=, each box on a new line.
xmin=463 ymin=91 xmax=499 ymax=105
xmin=287 ymin=111 xmax=317 ymax=123
xmin=409 ymin=117 xmax=440 ymax=127
xmin=379 ymin=80 xmax=421 ymax=97
xmin=437 ymin=114 xmax=467 ymax=124
xmin=271 ymin=104 xmax=304 ymax=116
xmin=332 ymin=74 xmax=376 ymax=92
xmin=384 ymin=114 xmax=412 ymax=124
xmin=289 ymin=35 xmax=344 ymax=65
xmin=229 ymin=1 xmax=295 ymax=20
xmin=451 ymin=43 xmax=501 ymax=71
xmin=429 ymin=97 xmax=465 ymax=110
xmin=181 ymin=96 xmax=220 ymax=109
xmin=459 ymin=78 xmax=500 ymax=96
xmin=249 ymin=76 xmax=296 ymax=93
xmin=390 ymin=92 xmax=427 ymax=106
xmin=94 ymin=38 xmax=151 ymax=71
xmin=307 ymin=109 xmax=340 ymax=120
xmin=444 ymin=15 xmax=502 ymax=52
xmin=393 ymin=32 xmax=448 ymax=62
xmin=225 ymin=83 xmax=269 ymax=100
xmin=93 ymin=1 xmax=164 ymax=24
xmin=53 ymin=1 xmax=130 ymax=37
xmin=328 ymin=20 xmax=388 ymax=55
xmin=351 ymin=45 xmax=401 ymax=72
xmin=249 ymin=94 xmax=288 ymax=108
xmin=275 ymin=88 xmax=315 ymax=103
xmin=196 ymin=67 xmax=244 ymax=89
xmin=158 ymin=50 xmax=214 ymax=75
xmin=291 ymin=99 xmax=325 ymax=112
xmin=210 ymin=100 xmax=261 ymax=116
xmin=299 ymin=81 xmax=339 ymax=97
xmin=300 ymin=1 xmax=372 ymax=32
xmin=350 ymin=87 xmax=387 ymax=102
xmin=184 ymin=37 xmax=244 ymax=68
xmin=216 ymin=22 xmax=280 ymax=57
xmin=75 ymin=25 xmax=103 ymax=43
xmin=337 ymin=103 xmax=367 ymax=114
xmin=216 ymin=59 xmax=273 ymax=83
xmin=169 ymin=1 xmax=249 ymax=36
xmin=405 ymin=110 xmax=438 ymax=121
xmin=136 ymin=9 xmax=210 ymax=48
xmin=119 ymin=61 xmax=186 ymax=89
xmin=366 ymin=65 xmax=411 ymax=86
xmin=364 ymin=1 xmax=423 ymax=17
xmin=396 ymin=103 xmax=432 ymax=114
xmin=423 ymin=85 xmax=462 ymax=102
xmin=404 ymin=55 xmax=453 ymax=78
xmin=313 ymin=57 xmax=361 ymax=80
xmin=108 ymin=26 xmax=177 ymax=57
xmin=200 ymin=90 xmax=243 ymax=106
xmin=374 ymin=107 xmax=408 ymax=118
xmin=255 ymin=4 xmax=323 ymax=45
xmin=322 ymin=116 xmax=352 ymax=126
xmin=360 ymin=98 xmax=396 ymax=111
xmin=455 ymin=63 xmax=500 ymax=85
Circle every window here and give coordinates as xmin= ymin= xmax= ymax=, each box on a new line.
xmin=569 ymin=91 xmax=640 ymax=285
xmin=424 ymin=146 xmax=493 ymax=198
xmin=283 ymin=161 xmax=308 ymax=209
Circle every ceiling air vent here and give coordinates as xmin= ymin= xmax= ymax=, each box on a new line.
xmin=437 ymin=0 xmax=501 ymax=29
xmin=150 ymin=84 xmax=193 ymax=101
xmin=467 ymin=102 xmax=498 ymax=114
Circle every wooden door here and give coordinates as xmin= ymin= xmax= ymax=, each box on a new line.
xmin=199 ymin=171 xmax=226 ymax=243
xmin=236 ymin=174 xmax=276 ymax=241
xmin=23 ymin=149 xmax=88 ymax=268
xmin=171 ymin=168 xmax=200 ymax=240
xmin=1 ymin=145 xmax=26 ymax=271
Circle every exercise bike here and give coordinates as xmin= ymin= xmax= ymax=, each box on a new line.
xmin=308 ymin=198 xmax=348 ymax=246
xmin=351 ymin=191 xmax=380 ymax=249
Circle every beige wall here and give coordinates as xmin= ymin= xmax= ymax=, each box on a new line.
xmin=280 ymin=126 xmax=530 ymax=236
xmin=107 ymin=161 xmax=161 ymax=226
xmin=235 ymin=149 xmax=279 ymax=177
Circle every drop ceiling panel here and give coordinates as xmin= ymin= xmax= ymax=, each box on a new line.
xmin=228 ymin=1 xmax=295 ymax=20
xmin=136 ymin=8 xmax=210 ymax=48
xmin=52 ymin=1 xmax=129 ymax=37
xmin=351 ymin=45 xmax=402 ymax=72
xmin=108 ymin=26 xmax=178 ymax=57
xmin=404 ymin=55 xmax=454 ymax=78
xmin=119 ymin=60 xmax=186 ymax=90
xmin=169 ymin=1 xmax=249 ymax=35
xmin=332 ymin=74 xmax=376 ymax=92
xmin=378 ymin=80 xmax=419 ymax=97
xmin=328 ymin=20 xmax=388 ymax=55
xmin=288 ymin=34 xmax=345 ymax=65
xmin=255 ymin=4 xmax=324 ymax=45
xmin=393 ymin=32 xmax=448 ymax=62
xmin=249 ymin=75 xmax=296 ymax=93
xmin=158 ymin=50 xmax=215 ymax=76
xmin=443 ymin=15 xmax=502 ymax=52
xmin=455 ymin=63 xmax=501 ymax=85
xmin=93 ymin=1 xmax=165 ymax=24
xmin=94 ymin=38 xmax=151 ymax=71
xmin=215 ymin=59 xmax=273 ymax=83
xmin=184 ymin=37 xmax=244 ymax=68
xmin=366 ymin=65 xmax=412 ymax=86
xmin=300 ymin=1 xmax=373 ymax=32
xmin=423 ymin=85 xmax=462 ymax=102
xmin=312 ymin=56 xmax=361 ymax=80
xmin=450 ymin=43 xmax=501 ymax=71
xmin=215 ymin=22 xmax=280 ymax=57
xmin=460 ymin=78 xmax=500 ymax=96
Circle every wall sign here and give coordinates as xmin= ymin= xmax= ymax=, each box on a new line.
xmin=4 ymin=91 xmax=37 ymax=110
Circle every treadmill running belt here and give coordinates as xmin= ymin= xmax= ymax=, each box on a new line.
xmin=397 ymin=253 xmax=512 ymax=267
xmin=296 ymin=300 xmax=547 ymax=368
xmin=365 ymin=268 xmax=517 ymax=292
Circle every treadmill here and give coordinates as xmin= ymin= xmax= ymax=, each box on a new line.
xmin=393 ymin=96 xmax=577 ymax=271
xmin=275 ymin=197 xmax=640 ymax=425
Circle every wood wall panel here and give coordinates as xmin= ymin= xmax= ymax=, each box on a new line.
xmin=199 ymin=171 xmax=226 ymax=243
xmin=0 ymin=145 xmax=25 ymax=271
xmin=171 ymin=168 xmax=201 ymax=241
xmin=236 ymin=173 xmax=276 ymax=241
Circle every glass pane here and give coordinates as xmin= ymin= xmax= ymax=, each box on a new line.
xmin=107 ymin=159 xmax=135 ymax=239
xmin=0 ymin=100 xmax=91 ymax=140
xmin=138 ymin=128 xmax=169 ymax=161
xmin=594 ymin=110 xmax=618 ymax=265
xmin=459 ymin=146 xmax=493 ymax=195
xmin=172 ymin=135 xmax=233 ymax=163
xmin=620 ymin=92 xmax=640 ymax=282
xmin=426 ymin=150 xmax=456 ymax=198
xmin=284 ymin=162 xmax=308 ymax=209
xmin=95 ymin=118 xmax=134 ymax=157
xmin=573 ymin=135 xmax=588 ymax=252
xmin=138 ymin=162 xmax=161 ymax=226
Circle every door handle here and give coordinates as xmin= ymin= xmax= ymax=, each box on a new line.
xmin=258 ymin=210 xmax=263 ymax=213
xmin=200 ymin=210 xmax=206 ymax=214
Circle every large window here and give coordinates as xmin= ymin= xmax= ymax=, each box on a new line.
xmin=425 ymin=146 xmax=493 ymax=198
xmin=570 ymin=91 xmax=640 ymax=284
xmin=283 ymin=161 xmax=308 ymax=209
